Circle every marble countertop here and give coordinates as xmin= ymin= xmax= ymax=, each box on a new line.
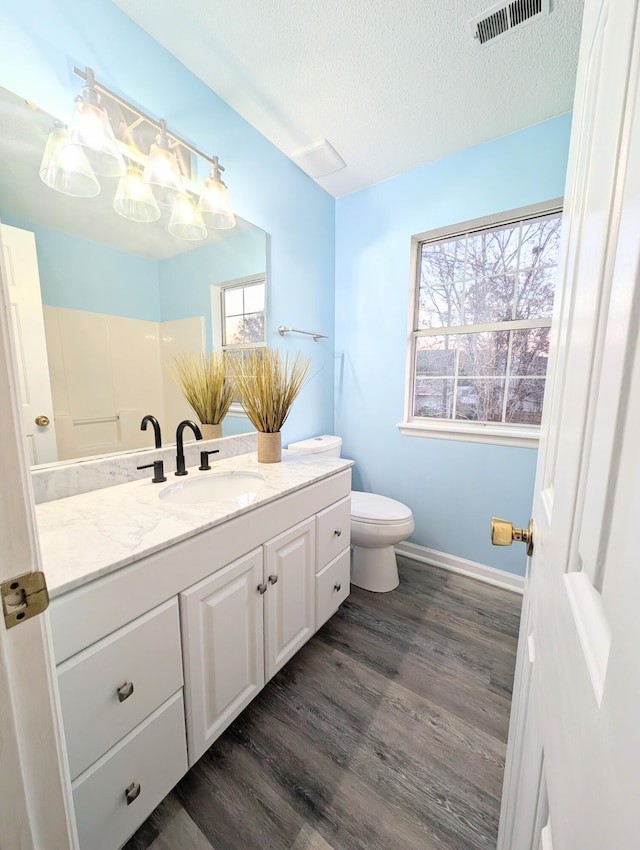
xmin=36 ymin=451 xmax=353 ymax=598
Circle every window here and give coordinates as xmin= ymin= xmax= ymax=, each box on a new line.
xmin=401 ymin=202 xmax=562 ymax=446
xmin=219 ymin=275 xmax=266 ymax=349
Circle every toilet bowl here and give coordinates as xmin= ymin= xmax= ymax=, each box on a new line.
xmin=350 ymin=491 xmax=415 ymax=592
xmin=287 ymin=435 xmax=414 ymax=593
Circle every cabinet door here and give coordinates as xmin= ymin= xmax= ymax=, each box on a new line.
xmin=180 ymin=548 xmax=264 ymax=766
xmin=264 ymin=518 xmax=315 ymax=680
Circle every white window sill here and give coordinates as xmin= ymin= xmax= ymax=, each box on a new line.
xmin=396 ymin=420 xmax=540 ymax=448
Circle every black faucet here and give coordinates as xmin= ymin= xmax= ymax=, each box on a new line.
xmin=140 ymin=415 xmax=162 ymax=449
xmin=175 ymin=420 xmax=203 ymax=476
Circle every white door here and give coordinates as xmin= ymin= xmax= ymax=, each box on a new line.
xmin=180 ymin=548 xmax=265 ymax=765
xmin=498 ymin=1 xmax=640 ymax=848
xmin=0 ymin=221 xmax=76 ymax=846
xmin=0 ymin=223 xmax=58 ymax=464
xmin=264 ymin=518 xmax=315 ymax=680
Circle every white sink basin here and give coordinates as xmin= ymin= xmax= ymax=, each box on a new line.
xmin=159 ymin=471 xmax=265 ymax=506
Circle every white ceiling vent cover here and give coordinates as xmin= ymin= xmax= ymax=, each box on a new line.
xmin=471 ymin=0 xmax=550 ymax=46
xmin=291 ymin=140 xmax=346 ymax=178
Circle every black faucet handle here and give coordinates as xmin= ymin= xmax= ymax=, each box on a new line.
xmin=137 ymin=460 xmax=167 ymax=483
xmin=199 ymin=449 xmax=220 ymax=471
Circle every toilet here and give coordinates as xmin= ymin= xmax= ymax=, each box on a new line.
xmin=287 ymin=435 xmax=415 ymax=592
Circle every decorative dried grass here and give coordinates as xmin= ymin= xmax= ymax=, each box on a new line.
xmin=169 ymin=352 xmax=235 ymax=425
xmin=229 ymin=348 xmax=311 ymax=433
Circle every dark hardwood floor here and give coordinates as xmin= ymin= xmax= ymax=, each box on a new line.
xmin=123 ymin=556 xmax=522 ymax=850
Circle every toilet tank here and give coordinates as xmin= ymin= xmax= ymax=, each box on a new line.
xmin=287 ymin=434 xmax=342 ymax=458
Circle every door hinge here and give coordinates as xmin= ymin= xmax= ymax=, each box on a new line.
xmin=1 ymin=571 xmax=49 ymax=629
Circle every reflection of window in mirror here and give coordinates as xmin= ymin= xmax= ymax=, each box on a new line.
xmin=211 ymin=274 xmax=266 ymax=413
xmin=212 ymin=275 xmax=266 ymax=350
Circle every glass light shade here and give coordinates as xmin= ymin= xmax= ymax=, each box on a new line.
xmin=197 ymin=174 xmax=236 ymax=229
xmin=66 ymin=98 xmax=126 ymax=178
xmin=168 ymin=195 xmax=207 ymax=241
xmin=113 ymin=164 xmax=161 ymax=222
xmin=143 ymin=142 xmax=183 ymax=207
xmin=39 ymin=125 xmax=101 ymax=198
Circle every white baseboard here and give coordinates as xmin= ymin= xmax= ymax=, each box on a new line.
xmin=395 ymin=541 xmax=525 ymax=594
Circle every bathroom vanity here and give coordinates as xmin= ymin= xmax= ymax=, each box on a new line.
xmin=37 ymin=451 xmax=352 ymax=850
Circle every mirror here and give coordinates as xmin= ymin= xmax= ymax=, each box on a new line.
xmin=0 ymin=85 xmax=266 ymax=467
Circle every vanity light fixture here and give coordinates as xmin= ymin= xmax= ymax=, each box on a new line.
xmin=113 ymin=162 xmax=161 ymax=222
xmin=65 ymin=67 xmax=126 ymax=178
xmin=39 ymin=123 xmax=101 ymax=198
xmin=168 ymin=193 xmax=208 ymax=241
xmin=197 ymin=156 xmax=236 ymax=230
xmin=143 ymin=119 xmax=184 ymax=208
xmin=38 ymin=66 xmax=237 ymax=240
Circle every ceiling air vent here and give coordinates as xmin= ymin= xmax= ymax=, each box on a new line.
xmin=471 ymin=0 xmax=550 ymax=46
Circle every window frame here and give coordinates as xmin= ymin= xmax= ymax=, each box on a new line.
xmin=211 ymin=273 xmax=267 ymax=416
xmin=399 ymin=199 xmax=563 ymax=448
xmin=213 ymin=273 xmax=267 ymax=352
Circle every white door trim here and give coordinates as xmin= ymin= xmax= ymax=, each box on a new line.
xmin=0 ymin=221 xmax=77 ymax=848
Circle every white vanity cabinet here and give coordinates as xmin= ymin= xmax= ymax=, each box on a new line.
xmin=56 ymin=599 xmax=188 ymax=850
xmin=180 ymin=548 xmax=266 ymax=765
xmin=48 ymin=467 xmax=352 ymax=849
xmin=264 ymin=517 xmax=316 ymax=679
xmin=315 ymin=496 xmax=352 ymax=628
xmin=181 ymin=516 xmax=325 ymax=765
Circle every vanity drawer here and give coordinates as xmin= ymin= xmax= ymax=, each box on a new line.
xmin=72 ymin=691 xmax=187 ymax=850
xmin=315 ymin=548 xmax=350 ymax=629
xmin=316 ymin=496 xmax=351 ymax=571
xmin=57 ymin=598 xmax=183 ymax=780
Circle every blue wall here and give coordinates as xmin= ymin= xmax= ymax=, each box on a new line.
xmin=1 ymin=218 xmax=266 ymax=339
xmin=0 ymin=0 xmax=335 ymax=446
xmin=2 ymin=218 xmax=162 ymax=320
xmin=158 ymin=228 xmax=266 ymax=350
xmin=335 ymin=116 xmax=572 ymax=575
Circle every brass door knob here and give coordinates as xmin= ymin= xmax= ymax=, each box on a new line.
xmin=491 ymin=517 xmax=534 ymax=556
xmin=35 ymin=415 xmax=50 ymax=427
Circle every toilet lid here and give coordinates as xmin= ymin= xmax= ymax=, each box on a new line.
xmin=350 ymin=491 xmax=413 ymax=525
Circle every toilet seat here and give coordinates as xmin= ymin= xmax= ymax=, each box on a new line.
xmin=350 ymin=491 xmax=412 ymax=525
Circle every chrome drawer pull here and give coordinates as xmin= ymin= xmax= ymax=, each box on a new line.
xmin=334 ymin=582 xmax=342 ymax=592
xmin=117 ymin=681 xmax=134 ymax=702
xmin=125 ymin=781 xmax=141 ymax=805
xmin=257 ymin=583 xmax=267 ymax=594
xmin=334 ymin=528 xmax=342 ymax=537
xmin=268 ymin=574 xmax=278 ymax=584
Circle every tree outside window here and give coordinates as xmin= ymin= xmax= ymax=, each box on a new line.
xmin=221 ymin=278 xmax=266 ymax=348
xmin=410 ymin=209 xmax=561 ymax=427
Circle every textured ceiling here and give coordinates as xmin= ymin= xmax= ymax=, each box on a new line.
xmin=111 ymin=0 xmax=584 ymax=198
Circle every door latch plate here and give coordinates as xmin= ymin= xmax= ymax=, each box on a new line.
xmin=1 ymin=571 xmax=49 ymax=629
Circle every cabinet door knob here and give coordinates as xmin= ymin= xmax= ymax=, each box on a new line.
xmin=117 ymin=681 xmax=134 ymax=702
xmin=334 ymin=582 xmax=341 ymax=592
xmin=257 ymin=583 xmax=267 ymax=594
xmin=334 ymin=528 xmax=342 ymax=537
xmin=125 ymin=781 xmax=141 ymax=805
xmin=268 ymin=574 xmax=278 ymax=584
